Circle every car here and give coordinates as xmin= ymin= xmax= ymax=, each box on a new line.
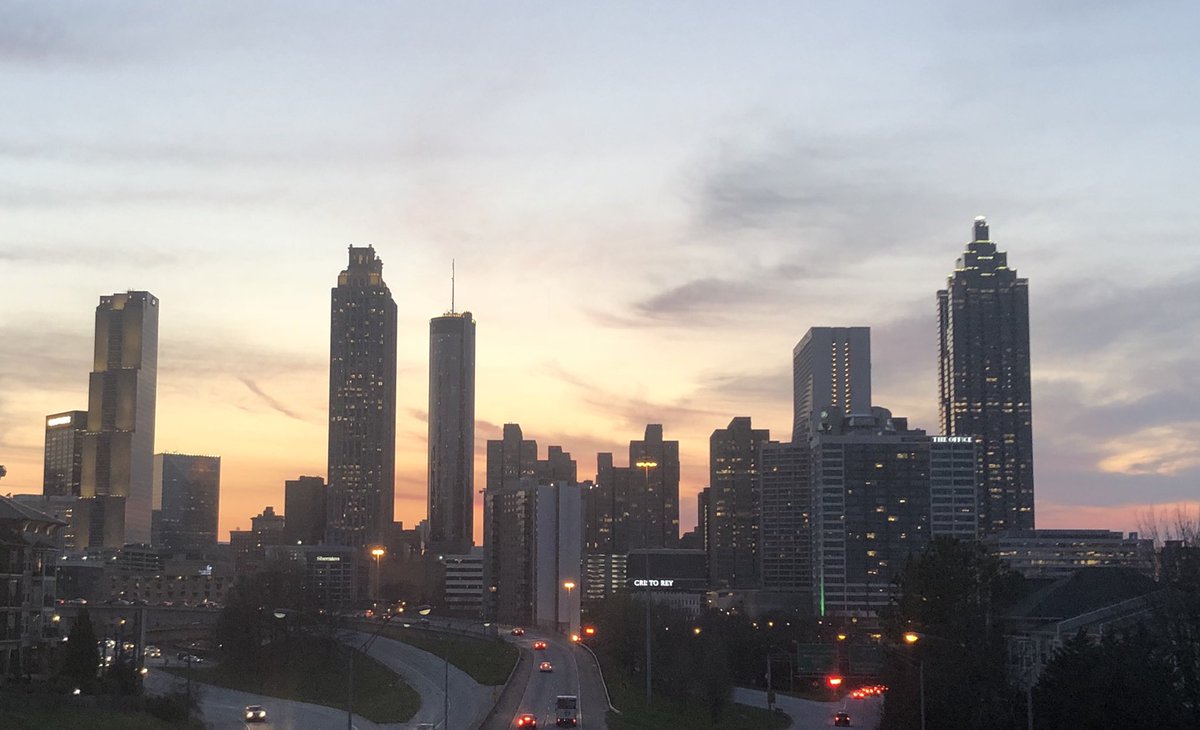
xmin=539 ymin=661 xmax=553 ymax=672
xmin=834 ymin=711 xmax=851 ymax=727
xmin=511 ymin=627 xmax=526 ymax=636
xmin=516 ymin=713 xmax=538 ymax=728
xmin=850 ymin=689 xmax=865 ymax=699
xmin=533 ymin=640 xmax=548 ymax=650
xmin=244 ymin=705 xmax=268 ymax=723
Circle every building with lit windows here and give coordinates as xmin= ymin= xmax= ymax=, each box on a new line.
xmin=707 ymin=417 xmax=770 ymax=589
xmin=43 ymin=411 xmax=87 ymax=498
xmin=327 ymin=246 xmax=397 ymax=548
xmin=986 ymin=529 xmax=1154 ymax=579
xmin=758 ymin=441 xmax=812 ymax=592
xmin=152 ymin=453 xmax=220 ymax=551
xmin=938 ymin=217 xmax=1034 ymax=535
xmin=792 ymin=327 xmax=871 ymax=443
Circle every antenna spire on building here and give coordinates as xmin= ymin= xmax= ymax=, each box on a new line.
xmin=451 ymin=259 xmax=456 ymax=314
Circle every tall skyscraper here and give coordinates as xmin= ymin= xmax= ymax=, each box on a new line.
xmin=792 ymin=327 xmax=871 ymax=443
xmin=43 ymin=410 xmax=87 ymax=497
xmin=152 ymin=453 xmax=220 ymax=551
xmin=327 ymin=246 xmax=397 ymax=548
xmin=427 ymin=309 xmax=476 ymax=554
xmin=284 ymin=476 xmax=327 ymax=546
xmin=707 ymin=417 xmax=770 ymax=588
xmin=938 ymin=217 xmax=1034 ymax=535
xmin=80 ymin=291 xmax=159 ymax=547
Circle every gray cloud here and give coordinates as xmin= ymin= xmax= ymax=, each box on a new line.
xmin=238 ymin=378 xmax=304 ymax=421
xmin=0 ymin=243 xmax=183 ymax=267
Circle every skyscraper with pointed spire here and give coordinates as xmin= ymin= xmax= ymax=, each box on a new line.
xmin=427 ymin=263 xmax=476 ymax=555
xmin=938 ymin=217 xmax=1034 ymax=535
xmin=326 ymin=246 xmax=397 ymax=548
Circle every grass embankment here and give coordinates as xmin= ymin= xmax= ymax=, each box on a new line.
xmin=1 ymin=706 xmax=203 ymax=730
xmin=599 ymin=655 xmax=791 ymax=730
xmin=374 ymin=625 xmax=519 ymax=685
xmin=166 ymin=638 xmax=419 ymax=723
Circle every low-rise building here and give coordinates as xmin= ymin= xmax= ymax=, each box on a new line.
xmin=0 ymin=495 xmax=67 ymax=682
xmin=986 ymin=529 xmax=1155 ymax=579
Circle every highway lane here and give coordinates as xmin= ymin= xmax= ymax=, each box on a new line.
xmin=343 ymin=629 xmax=493 ymax=729
xmin=143 ymin=665 xmax=390 ymax=730
xmin=733 ymin=686 xmax=883 ymax=729
xmin=506 ymin=630 xmax=592 ymax=729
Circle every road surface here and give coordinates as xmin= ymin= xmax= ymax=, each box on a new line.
xmin=344 ymin=629 xmax=494 ymax=729
xmin=144 ymin=664 xmax=390 ymax=730
xmin=492 ymin=629 xmax=608 ymax=730
xmin=733 ymin=687 xmax=883 ymax=729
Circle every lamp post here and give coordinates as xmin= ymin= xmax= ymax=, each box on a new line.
xmin=635 ymin=457 xmax=657 ymax=707
xmin=562 ymin=580 xmax=576 ymax=636
xmin=369 ymin=547 xmax=385 ymax=606
xmin=273 ymin=607 xmax=401 ymax=730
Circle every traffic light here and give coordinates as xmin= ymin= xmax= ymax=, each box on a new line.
xmin=827 ymin=675 xmax=844 ymax=688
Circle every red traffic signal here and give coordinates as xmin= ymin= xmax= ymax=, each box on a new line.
xmin=827 ymin=675 xmax=844 ymax=688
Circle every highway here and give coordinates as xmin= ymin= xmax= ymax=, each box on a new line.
xmin=733 ymin=686 xmax=883 ymax=729
xmin=143 ymin=664 xmax=390 ymax=730
xmin=497 ymin=629 xmax=608 ymax=730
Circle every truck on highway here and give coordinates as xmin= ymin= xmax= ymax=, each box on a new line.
xmin=555 ymin=695 xmax=579 ymax=727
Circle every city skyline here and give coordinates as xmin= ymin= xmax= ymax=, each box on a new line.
xmin=2 ymin=3 xmax=1198 ymax=542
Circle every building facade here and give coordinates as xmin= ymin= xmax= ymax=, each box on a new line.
xmin=43 ymin=411 xmax=87 ymax=497
xmin=152 ymin=453 xmax=220 ymax=551
xmin=792 ymin=326 xmax=871 ymax=443
xmin=758 ymin=441 xmax=812 ymax=592
xmin=986 ymin=529 xmax=1155 ymax=579
xmin=80 ymin=291 xmax=159 ymax=547
xmin=327 ymin=246 xmax=397 ymax=548
xmin=441 ymin=550 xmax=483 ymax=616
xmin=938 ymin=217 xmax=1034 ymax=535
xmin=0 ymin=496 xmax=65 ymax=682
xmin=427 ymin=311 xmax=476 ymax=555
xmin=283 ymin=476 xmax=326 ymax=546
xmin=707 ymin=417 xmax=770 ymax=588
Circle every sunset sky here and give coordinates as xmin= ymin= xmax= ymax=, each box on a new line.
xmin=2 ymin=1 xmax=1197 ymax=543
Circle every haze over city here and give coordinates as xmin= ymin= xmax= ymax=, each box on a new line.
xmin=2 ymin=1 xmax=1198 ymax=543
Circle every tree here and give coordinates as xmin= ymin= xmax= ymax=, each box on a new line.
xmin=216 ymin=564 xmax=308 ymax=667
xmin=1034 ymin=626 xmax=1185 ymax=729
xmin=60 ymin=608 xmax=99 ymax=691
xmin=879 ymin=538 xmax=1026 ymax=730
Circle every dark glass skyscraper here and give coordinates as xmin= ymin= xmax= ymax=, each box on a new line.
xmin=938 ymin=217 xmax=1034 ymax=535
xmin=327 ymin=246 xmax=397 ymax=548
xmin=80 ymin=291 xmax=159 ymax=547
xmin=284 ymin=476 xmax=327 ymax=546
xmin=427 ymin=311 xmax=476 ymax=554
xmin=43 ymin=410 xmax=87 ymax=497
xmin=152 ymin=453 xmax=220 ymax=551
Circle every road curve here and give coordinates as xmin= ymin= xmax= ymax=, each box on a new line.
xmin=733 ymin=686 xmax=883 ymax=729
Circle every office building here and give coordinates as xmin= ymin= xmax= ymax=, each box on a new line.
xmin=43 ymin=411 xmax=87 ymax=497
xmin=11 ymin=494 xmax=80 ymax=550
xmin=929 ymin=436 xmax=979 ymax=539
xmin=627 ymin=424 xmax=681 ymax=549
xmin=441 ymin=549 xmax=484 ymax=616
xmin=266 ymin=544 xmax=359 ymax=610
xmin=811 ymin=408 xmax=933 ymax=618
xmin=152 ymin=453 xmax=220 ymax=551
xmin=230 ymin=506 xmax=286 ymax=574
xmin=327 ymin=246 xmax=397 ymax=547
xmin=707 ymin=417 xmax=770 ymax=588
xmin=284 ymin=476 xmax=326 ymax=546
xmin=627 ymin=548 xmax=708 ymax=615
xmin=938 ymin=217 xmax=1034 ymax=535
xmin=80 ymin=291 xmax=159 ymax=547
xmin=758 ymin=441 xmax=812 ymax=592
xmin=428 ymin=310 xmax=476 ymax=554
xmin=986 ymin=529 xmax=1155 ymax=579
xmin=486 ymin=424 xmax=576 ymax=491
xmin=792 ymin=327 xmax=871 ymax=443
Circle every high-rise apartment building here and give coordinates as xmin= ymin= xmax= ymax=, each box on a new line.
xmin=938 ymin=217 xmax=1034 ymax=535
xmin=43 ymin=411 xmax=87 ymax=497
xmin=707 ymin=417 xmax=770 ymax=588
xmin=485 ymin=424 xmax=576 ymax=490
xmin=152 ymin=453 xmax=220 ymax=551
xmin=80 ymin=291 xmax=159 ymax=547
xmin=327 ymin=246 xmax=397 ymax=548
xmin=792 ymin=327 xmax=871 ymax=443
xmin=427 ymin=311 xmax=476 ymax=554
xmin=284 ymin=476 xmax=327 ymax=546
xmin=628 ymin=424 xmax=680 ymax=549
xmin=758 ymin=441 xmax=811 ymax=592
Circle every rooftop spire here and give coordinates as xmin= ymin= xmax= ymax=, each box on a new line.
xmin=973 ymin=216 xmax=989 ymax=242
xmin=451 ymin=259 xmax=456 ymax=314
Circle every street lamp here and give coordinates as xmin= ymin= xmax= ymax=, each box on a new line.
xmin=369 ymin=547 xmax=385 ymax=606
xmin=273 ymin=607 xmax=400 ymax=730
xmin=634 ymin=457 xmax=658 ymax=707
